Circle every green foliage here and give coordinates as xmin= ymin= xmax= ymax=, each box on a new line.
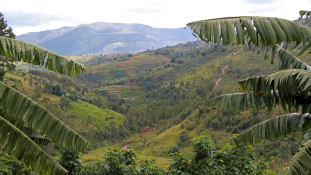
xmin=190 ymin=136 xmax=215 ymax=174
xmin=179 ymin=131 xmax=190 ymax=146
xmin=0 ymin=115 xmax=68 ymax=175
xmin=120 ymin=88 xmax=146 ymax=98
xmin=211 ymin=136 xmax=266 ymax=175
xmin=139 ymin=158 xmax=165 ymax=175
xmin=0 ymin=13 xmax=15 ymax=38
xmin=59 ymin=149 xmax=85 ymax=175
xmin=84 ymin=161 xmax=106 ymax=175
xmin=167 ymin=153 xmax=191 ymax=175
xmin=103 ymin=147 xmax=139 ymax=174
xmin=59 ymin=96 xmax=71 ymax=110
xmin=0 ymin=15 xmax=87 ymax=174
xmin=188 ymin=11 xmax=311 ymax=174
xmin=83 ymin=147 xmax=165 ymax=175
xmin=168 ymin=136 xmax=270 ymax=175
xmin=67 ymin=101 xmax=124 ymax=129
xmin=170 ymin=145 xmax=180 ymax=154
xmin=0 ymin=150 xmax=33 ymax=175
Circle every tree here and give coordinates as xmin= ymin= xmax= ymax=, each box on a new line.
xmin=0 ymin=13 xmax=15 ymax=39
xmin=187 ymin=11 xmax=311 ymax=174
xmin=59 ymin=149 xmax=85 ymax=175
xmin=0 ymin=13 xmax=88 ymax=174
xmin=168 ymin=136 xmax=267 ymax=175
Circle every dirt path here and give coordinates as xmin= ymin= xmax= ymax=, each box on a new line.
xmin=214 ymin=77 xmax=222 ymax=89
xmin=214 ymin=56 xmax=240 ymax=89
xmin=221 ymin=65 xmax=229 ymax=74
xmin=122 ymin=144 xmax=129 ymax=149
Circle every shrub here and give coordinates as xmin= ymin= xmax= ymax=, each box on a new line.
xmin=168 ymin=136 xmax=269 ymax=175
xmin=179 ymin=131 xmax=190 ymax=146
xmin=139 ymin=158 xmax=165 ymax=175
xmin=103 ymin=147 xmax=139 ymax=174
xmin=168 ymin=153 xmax=191 ymax=175
xmin=0 ymin=150 xmax=32 ymax=175
xmin=180 ymin=123 xmax=185 ymax=129
xmin=59 ymin=149 xmax=85 ymax=175
xmin=85 ymin=161 xmax=106 ymax=175
xmin=171 ymin=145 xmax=180 ymax=153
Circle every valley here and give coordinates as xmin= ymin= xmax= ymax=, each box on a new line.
xmin=7 ymin=39 xmax=308 ymax=173
xmin=2 ymin=10 xmax=311 ymax=174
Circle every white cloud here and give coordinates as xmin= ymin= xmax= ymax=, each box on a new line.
xmin=13 ymin=21 xmax=78 ymax=35
xmin=1 ymin=0 xmax=310 ymax=35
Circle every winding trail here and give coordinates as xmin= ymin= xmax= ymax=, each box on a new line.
xmin=214 ymin=56 xmax=240 ymax=89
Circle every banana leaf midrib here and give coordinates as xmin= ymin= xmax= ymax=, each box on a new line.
xmin=0 ymin=36 xmax=86 ymax=76
xmin=187 ymin=16 xmax=291 ymax=25
xmin=0 ymin=116 xmax=68 ymax=174
xmin=282 ymin=139 xmax=311 ymax=174
xmin=0 ymin=81 xmax=88 ymax=152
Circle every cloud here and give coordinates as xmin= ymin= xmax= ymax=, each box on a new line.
xmin=13 ymin=21 xmax=79 ymax=36
xmin=127 ymin=7 xmax=162 ymax=14
xmin=247 ymin=6 xmax=282 ymax=14
xmin=2 ymin=0 xmax=310 ymax=35
xmin=244 ymin=0 xmax=279 ymax=4
xmin=4 ymin=12 xmax=77 ymax=28
xmin=147 ymin=0 xmax=164 ymax=6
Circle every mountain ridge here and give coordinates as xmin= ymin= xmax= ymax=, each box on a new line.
xmin=17 ymin=22 xmax=195 ymax=55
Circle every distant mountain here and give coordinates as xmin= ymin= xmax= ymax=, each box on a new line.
xmin=17 ymin=22 xmax=196 ymax=55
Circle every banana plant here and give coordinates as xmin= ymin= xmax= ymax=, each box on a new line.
xmin=187 ymin=12 xmax=311 ymax=174
xmin=0 ymin=36 xmax=88 ymax=175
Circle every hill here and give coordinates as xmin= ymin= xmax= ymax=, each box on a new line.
xmin=75 ymin=41 xmax=209 ymax=98
xmin=4 ymin=70 xmax=125 ymax=148
xmin=16 ymin=22 xmax=195 ymax=55
xmin=78 ymin=41 xmax=311 ymax=173
xmin=9 ymin=39 xmax=310 ymax=173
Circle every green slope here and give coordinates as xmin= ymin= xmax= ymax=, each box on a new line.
xmin=67 ymin=101 xmax=124 ymax=129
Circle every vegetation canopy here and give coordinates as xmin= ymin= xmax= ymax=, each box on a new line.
xmin=187 ymin=12 xmax=311 ymax=174
xmin=0 ymin=13 xmax=88 ymax=175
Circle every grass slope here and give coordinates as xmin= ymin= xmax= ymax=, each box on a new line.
xmin=5 ymin=71 xmax=124 ymax=142
xmin=83 ymin=109 xmax=232 ymax=169
xmin=67 ymin=101 xmax=124 ymax=128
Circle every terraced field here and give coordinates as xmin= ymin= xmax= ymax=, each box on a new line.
xmin=67 ymin=101 xmax=125 ymax=128
xmin=83 ymin=52 xmax=171 ymax=81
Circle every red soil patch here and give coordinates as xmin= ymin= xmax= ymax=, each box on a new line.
xmin=160 ymin=60 xmax=168 ymax=63
xmin=140 ymin=126 xmax=152 ymax=135
xmin=129 ymin=84 xmax=137 ymax=89
xmin=152 ymin=75 xmax=159 ymax=81
xmin=124 ymin=60 xmax=131 ymax=64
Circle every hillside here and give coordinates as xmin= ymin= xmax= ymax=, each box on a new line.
xmin=4 ymin=70 xmax=125 ymax=148
xmin=16 ymin=22 xmax=195 ymax=55
xmin=8 ymin=39 xmax=310 ymax=173
xmin=75 ymin=41 xmax=209 ymax=98
xmin=74 ymin=40 xmax=311 ymax=173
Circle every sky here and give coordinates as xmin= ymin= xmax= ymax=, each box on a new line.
xmin=1 ymin=0 xmax=310 ymax=35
